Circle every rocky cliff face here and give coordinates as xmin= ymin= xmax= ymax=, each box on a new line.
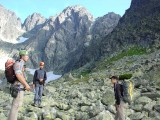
xmin=1 ymin=0 xmax=160 ymax=73
xmin=74 ymin=0 xmax=160 ymax=71
xmin=0 ymin=4 xmax=120 ymax=73
xmin=12 ymin=5 xmax=119 ymax=73
xmin=63 ymin=12 xmax=121 ymax=72
xmin=43 ymin=6 xmax=94 ymax=73
xmin=22 ymin=13 xmax=46 ymax=37
xmin=91 ymin=12 xmax=120 ymax=38
xmin=0 ymin=5 xmax=23 ymax=43
xmin=99 ymin=0 xmax=160 ymax=56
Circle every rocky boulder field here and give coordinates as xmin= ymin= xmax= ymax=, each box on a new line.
xmin=0 ymin=48 xmax=160 ymax=120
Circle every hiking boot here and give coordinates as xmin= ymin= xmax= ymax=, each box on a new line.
xmin=38 ymin=104 xmax=43 ymax=108
xmin=31 ymin=103 xmax=38 ymax=107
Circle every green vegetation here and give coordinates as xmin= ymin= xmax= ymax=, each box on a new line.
xmin=126 ymin=60 xmax=134 ymax=65
xmin=119 ymin=74 xmax=132 ymax=80
xmin=79 ymin=69 xmax=91 ymax=77
xmin=70 ymin=46 xmax=148 ymax=82
xmin=96 ymin=46 xmax=147 ymax=70
xmin=69 ymin=46 xmax=150 ymax=85
xmin=69 ymin=77 xmax=89 ymax=85
xmin=109 ymin=47 xmax=147 ymax=62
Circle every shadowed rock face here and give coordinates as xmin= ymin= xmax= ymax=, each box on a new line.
xmin=63 ymin=12 xmax=121 ymax=73
xmin=99 ymin=0 xmax=160 ymax=59
xmin=63 ymin=0 xmax=160 ymax=73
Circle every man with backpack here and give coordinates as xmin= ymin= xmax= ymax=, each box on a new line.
xmin=8 ymin=50 xmax=31 ymax=120
xmin=110 ymin=76 xmax=125 ymax=120
xmin=32 ymin=62 xmax=47 ymax=107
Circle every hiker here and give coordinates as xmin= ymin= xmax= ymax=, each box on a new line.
xmin=8 ymin=50 xmax=31 ymax=120
xmin=110 ymin=76 xmax=125 ymax=120
xmin=32 ymin=62 xmax=47 ymax=107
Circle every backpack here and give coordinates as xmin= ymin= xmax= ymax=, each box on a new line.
xmin=120 ymin=80 xmax=133 ymax=104
xmin=5 ymin=59 xmax=17 ymax=84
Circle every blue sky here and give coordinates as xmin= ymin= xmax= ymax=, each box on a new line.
xmin=0 ymin=0 xmax=131 ymax=23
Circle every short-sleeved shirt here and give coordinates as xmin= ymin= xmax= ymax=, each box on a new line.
xmin=13 ymin=60 xmax=26 ymax=79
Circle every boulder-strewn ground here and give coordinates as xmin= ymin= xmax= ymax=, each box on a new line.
xmin=1 ymin=47 xmax=160 ymax=120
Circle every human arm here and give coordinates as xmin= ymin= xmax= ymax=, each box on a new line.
xmin=115 ymin=84 xmax=121 ymax=105
xmin=15 ymin=74 xmax=30 ymax=91
xmin=32 ymin=70 xmax=37 ymax=88
xmin=44 ymin=71 xmax=47 ymax=81
xmin=14 ymin=62 xmax=30 ymax=91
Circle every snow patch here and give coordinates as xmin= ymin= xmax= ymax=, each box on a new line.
xmin=16 ymin=37 xmax=28 ymax=43
xmin=27 ymin=68 xmax=61 ymax=83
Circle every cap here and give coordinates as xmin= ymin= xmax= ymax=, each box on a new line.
xmin=110 ymin=76 xmax=119 ymax=80
xmin=19 ymin=50 xmax=28 ymax=56
xmin=39 ymin=62 xmax=44 ymax=66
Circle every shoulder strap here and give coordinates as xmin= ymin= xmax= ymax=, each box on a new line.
xmin=129 ymin=81 xmax=133 ymax=100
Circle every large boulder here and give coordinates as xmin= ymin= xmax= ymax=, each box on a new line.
xmin=135 ymin=96 xmax=152 ymax=105
xmin=129 ymin=112 xmax=145 ymax=120
xmin=101 ymin=89 xmax=115 ymax=105
xmin=90 ymin=110 xmax=114 ymax=120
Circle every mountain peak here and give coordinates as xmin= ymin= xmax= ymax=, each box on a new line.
xmin=22 ymin=13 xmax=46 ymax=31
xmin=63 ymin=5 xmax=93 ymax=16
xmin=57 ymin=5 xmax=94 ymax=24
xmin=0 ymin=4 xmax=22 ymax=43
xmin=31 ymin=13 xmax=44 ymax=19
xmin=64 ymin=5 xmax=85 ymax=11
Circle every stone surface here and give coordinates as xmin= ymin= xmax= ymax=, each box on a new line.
xmin=0 ymin=5 xmax=23 ymax=43
xmin=129 ymin=112 xmax=145 ymax=120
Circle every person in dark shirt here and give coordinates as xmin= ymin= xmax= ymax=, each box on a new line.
xmin=110 ymin=76 xmax=125 ymax=120
xmin=32 ymin=62 xmax=47 ymax=107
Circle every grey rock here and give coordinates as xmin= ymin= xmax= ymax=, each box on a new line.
xmin=149 ymin=111 xmax=160 ymax=119
xmin=0 ymin=5 xmax=23 ymax=43
xmin=75 ymin=112 xmax=90 ymax=120
xmin=90 ymin=110 xmax=114 ymax=120
xmin=56 ymin=103 xmax=70 ymax=110
xmin=80 ymin=106 xmax=90 ymax=112
xmin=89 ymin=101 xmax=105 ymax=117
xmin=43 ymin=111 xmax=56 ymax=120
xmin=57 ymin=112 xmax=73 ymax=120
xmin=27 ymin=112 xmax=38 ymax=119
xmin=22 ymin=13 xmax=46 ymax=32
xmin=143 ymin=101 xmax=156 ymax=112
xmin=91 ymin=12 xmax=120 ymax=38
xmin=101 ymin=90 xmax=115 ymax=105
xmin=131 ymin=104 xmax=143 ymax=112
xmin=153 ymin=105 xmax=160 ymax=113
xmin=141 ymin=117 xmax=153 ymax=120
xmin=0 ymin=113 xmax=7 ymax=120
xmin=135 ymin=96 xmax=152 ymax=105
xmin=107 ymin=105 xmax=116 ymax=114
xmin=54 ymin=118 xmax=62 ymax=120
xmin=125 ymin=108 xmax=134 ymax=117
xmin=129 ymin=112 xmax=145 ymax=120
